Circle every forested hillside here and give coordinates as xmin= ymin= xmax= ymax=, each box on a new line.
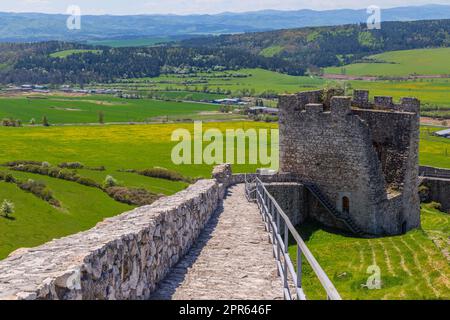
xmin=0 ymin=42 xmax=299 ymax=84
xmin=182 ymin=19 xmax=450 ymax=68
xmin=0 ymin=19 xmax=449 ymax=85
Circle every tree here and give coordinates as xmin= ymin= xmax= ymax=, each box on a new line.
xmin=29 ymin=118 xmax=36 ymax=125
xmin=42 ymin=116 xmax=50 ymax=127
xmin=98 ymin=111 xmax=105 ymax=124
xmin=1 ymin=200 xmax=15 ymax=218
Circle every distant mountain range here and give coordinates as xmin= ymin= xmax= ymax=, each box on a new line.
xmin=1 ymin=4 xmax=450 ymax=42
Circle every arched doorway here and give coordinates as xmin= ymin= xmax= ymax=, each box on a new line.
xmin=342 ymin=196 xmax=350 ymax=214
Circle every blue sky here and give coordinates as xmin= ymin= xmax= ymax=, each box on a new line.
xmin=1 ymin=0 xmax=448 ymax=15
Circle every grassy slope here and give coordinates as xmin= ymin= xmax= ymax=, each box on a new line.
xmin=259 ymin=45 xmax=284 ymax=58
xmin=0 ymin=175 xmax=133 ymax=259
xmin=290 ymin=205 xmax=450 ymax=300
xmin=49 ymin=49 xmax=102 ymax=58
xmin=325 ymin=48 xmax=450 ymax=77
xmin=106 ymin=68 xmax=450 ymax=111
xmin=0 ymin=96 xmax=219 ymax=124
xmin=0 ymin=122 xmax=276 ymax=259
xmin=420 ymin=126 xmax=450 ymax=169
xmin=122 ymin=69 xmax=325 ymax=94
xmin=349 ymin=79 xmax=450 ymax=109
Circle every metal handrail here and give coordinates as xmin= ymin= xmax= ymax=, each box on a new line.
xmin=245 ymin=175 xmax=341 ymax=300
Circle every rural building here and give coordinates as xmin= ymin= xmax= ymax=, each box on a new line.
xmin=434 ymin=128 xmax=450 ymax=138
xmin=277 ymin=89 xmax=421 ymax=236
xmin=213 ymin=98 xmax=247 ymax=105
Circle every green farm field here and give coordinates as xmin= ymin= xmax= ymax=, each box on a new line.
xmin=50 ymin=49 xmax=102 ymax=58
xmin=325 ymin=48 xmax=450 ymax=77
xmin=420 ymin=126 xmax=450 ymax=168
xmin=0 ymin=122 xmax=276 ymax=259
xmin=103 ymin=68 xmax=450 ymax=115
xmin=0 ymin=95 xmax=222 ymax=124
xmin=105 ymin=68 xmax=326 ymax=95
xmin=2 ymin=68 xmax=450 ymax=123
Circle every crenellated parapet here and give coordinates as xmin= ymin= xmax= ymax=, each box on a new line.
xmin=279 ymin=89 xmax=420 ymax=124
xmin=278 ymin=89 xmax=421 ymax=236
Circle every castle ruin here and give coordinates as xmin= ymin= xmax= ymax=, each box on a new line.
xmin=277 ymin=89 xmax=421 ymax=236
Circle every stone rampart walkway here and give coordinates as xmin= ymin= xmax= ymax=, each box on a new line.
xmin=151 ymin=184 xmax=282 ymax=300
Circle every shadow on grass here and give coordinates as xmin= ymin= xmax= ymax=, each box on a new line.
xmin=294 ymin=219 xmax=358 ymax=243
xmin=0 ymin=215 xmax=16 ymax=221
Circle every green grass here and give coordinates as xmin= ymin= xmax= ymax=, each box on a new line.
xmin=0 ymin=122 xmax=276 ymax=259
xmin=150 ymin=91 xmax=225 ymax=101
xmin=110 ymin=68 xmax=325 ymax=95
xmin=325 ymin=48 xmax=450 ymax=77
xmin=50 ymin=49 xmax=102 ymax=58
xmin=0 ymin=175 xmax=133 ymax=259
xmin=259 ymin=45 xmax=284 ymax=57
xmin=289 ymin=206 xmax=450 ymax=300
xmin=0 ymin=95 xmax=221 ymax=124
xmin=420 ymin=126 xmax=450 ymax=169
xmin=348 ymin=79 xmax=450 ymax=110
xmin=101 ymin=68 xmax=450 ymax=116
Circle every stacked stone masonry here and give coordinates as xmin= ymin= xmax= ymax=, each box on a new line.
xmin=0 ymin=169 xmax=232 ymax=300
xmin=0 ymin=164 xmax=295 ymax=300
xmin=420 ymin=166 xmax=450 ymax=212
xmin=278 ymin=89 xmax=421 ymax=236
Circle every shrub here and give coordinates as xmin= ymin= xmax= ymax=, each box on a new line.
xmin=76 ymin=176 xmax=101 ymax=188
xmin=103 ymin=175 xmax=119 ymax=188
xmin=0 ymin=172 xmax=16 ymax=183
xmin=105 ymin=187 xmax=161 ymax=206
xmin=42 ymin=116 xmax=50 ymax=127
xmin=59 ymin=162 xmax=84 ymax=169
xmin=1 ymin=118 xmax=21 ymax=127
xmin=17 ymin=179 xmax=60 ymax=207
xmin=0 ymin=200 xmax=15 ymax=217
xmin=3 ymin=160 xmax=42 ymax=167
xmin=98 ymin=111 xmax=104 ymax=124
xmin=138 ymin=167 xmax=188 ymax=182
xmin=428 ymin=201 xmax=442 ymax=211
xmin=9 ymin=163 xmax=101 ymax=190
xmin=88 ymin=166 xmax=106 ymax=171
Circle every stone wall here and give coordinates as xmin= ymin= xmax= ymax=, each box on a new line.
xmin=278 ymin=90 xmax=420 ymax=236
xmin=0 ymin=166 xmax=235 ymax=300
xmin=264 ymin=183 xmax=306 ymax=226
xmin=420 ymin=166 xmax=450 ymax=179
xmin=422 ymin=178 xmax=450 ymax=213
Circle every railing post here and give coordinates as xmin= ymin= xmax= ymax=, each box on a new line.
xmin=252 ymin=177 xmax=341 ymax=301
xmin=296 ymin=244 xmax=302 ymax=300
xmin=275 ymin=204 xmax=281 ymax=273
xmin=272 ymin=201 xmax=278 ymax=259
xmin=271 ymin=198 xmax=276 ymax=248
xmin=283 ymin=223 xmax=289 ymax=295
